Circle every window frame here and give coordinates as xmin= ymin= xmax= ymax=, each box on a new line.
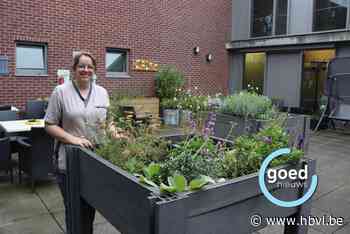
xmin=15 ymin=42 xmax=48 ymax=76
xmin=250 ymin=0 xmax=290 ymax=38
xmin=105 ymin=48 xmax=130 ymax=78
xmin=312 ymin=0 xmax=350 ymax=32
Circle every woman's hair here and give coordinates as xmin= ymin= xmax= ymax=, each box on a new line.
xmin=72 ymin=51 xmax=97 ymax=71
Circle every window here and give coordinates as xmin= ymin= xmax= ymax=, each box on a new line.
xmin=0 ymin=56 xmax=9 ymax=75
xmin=251 ymin=0 xmax=289 ymax=37
xmin=275 ymin=0 xmax=288 ymax=35
xmin=313 ymin=0 xmax=349 ymax=31
xmin=16 ymin=43 xmax=47 ymax=76
xmin=243 ymin=52 xmax=266 ymax=95
xmin=106 ymin=49 xmax=129 ymax=78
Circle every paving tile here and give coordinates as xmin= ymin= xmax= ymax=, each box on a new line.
xmin=35 ymin=182 xmax=64 ymax=212
xmin=94 ymin=222 xmax=121 ymax=234
xmin=334 ymin=223 xmax=350 ymax=234
xmin=308 ymin=207 xmax=345 ymax=233
xmin=257 ymin=224 xmax=284 ymax=234
xmin=312 ymin=187 xmax=350 ymax=224
xmin=0 ymin=193 xmax=48 ymax=225
xmin=0 ymin=213 xmax=63 ymax=234
xmin=0 ymin=183 xmax=35 ymax=202
xmin=307 ymin=227 xmax=326 ymax=234
xmin=312 ymin=170 xmax=349 ymax=200
xmin=53 ymin=210 xmax=108 ymax=232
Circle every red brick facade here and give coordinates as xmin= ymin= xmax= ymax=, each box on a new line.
xmin=0 ymin=0 xmax=231 ymax=108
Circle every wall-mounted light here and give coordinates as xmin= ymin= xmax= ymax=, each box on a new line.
xmin=193 ymin=46 xmax=200 ymax=55
xmin=206 ymin=53 xmax=213 ymax=62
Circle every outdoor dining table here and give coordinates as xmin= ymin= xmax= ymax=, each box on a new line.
xmin=0 ymin=119 xmax=44 ymax=133
xmin=0 ymin=119 xmax=51 ymax=190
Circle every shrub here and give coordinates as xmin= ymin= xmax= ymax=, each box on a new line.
xmin=220 ymin=91 xmax=274 ymax=119
xmin=160 ymin=97 xmax=180 ymax=109
xmin=155 ymin=66 xmax=184 ymax=100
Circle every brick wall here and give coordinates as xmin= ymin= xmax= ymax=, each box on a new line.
xmin=0 ymin=0 xmax=231 ymax=109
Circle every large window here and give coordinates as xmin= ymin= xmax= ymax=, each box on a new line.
xmin=16 ymin=43 xmax=47 ymax=76
xmin=243 ymin=52 xmax=266 ymax=95
xmin=313 ymin=0 xmax=349 ymax=31
xmin=106 ymin=49 xmax=128 ymax=78
xmin=251 ymin=0 xmax=288 ymax=37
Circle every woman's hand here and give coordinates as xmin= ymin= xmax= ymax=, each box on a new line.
xmin=70 ymin=135 xmax=94 ymax=149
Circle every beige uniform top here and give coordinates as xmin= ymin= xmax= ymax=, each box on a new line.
xmin=44 ymin=80 xmax=109 ymax=170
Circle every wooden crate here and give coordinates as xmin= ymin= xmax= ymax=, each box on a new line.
xmin=124 ymin=97 xmax=159 ymax=118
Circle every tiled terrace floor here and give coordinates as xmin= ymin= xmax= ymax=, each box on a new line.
xmin=1 ymin=129 xmax=350 ymax=234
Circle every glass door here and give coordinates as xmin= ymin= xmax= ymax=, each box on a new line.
xmin=301 ymin=49 xmax=335 ymax=114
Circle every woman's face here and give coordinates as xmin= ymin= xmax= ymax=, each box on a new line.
xmin=74 ymin=55 xmax=95 ymax=84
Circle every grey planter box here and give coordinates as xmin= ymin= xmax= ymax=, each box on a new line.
xmin=66 ymin=143 xmax=315 ymax=234
xmin=213 ymin=113 xmax=310 ymax=153
xmin=163 ymin=109 xmax=180 ymax=126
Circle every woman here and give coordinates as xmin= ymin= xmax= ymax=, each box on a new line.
xmin=45 ymin=51 xmax=109 ymax=234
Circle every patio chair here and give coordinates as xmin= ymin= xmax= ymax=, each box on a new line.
xmin=0 ymin=137 xmax=17 ymax=183
xmin=0 ymin=110 xmax=24 ymax=153
xmin=0 ymin=110 xmax=17 ymax=121
xmin=24 ymin=100 xmax=47 ymax=119
xmin=0 ymin=105 xmax=12 ymax=111
xmin=16 ymin=127 xmax=54 ymax=191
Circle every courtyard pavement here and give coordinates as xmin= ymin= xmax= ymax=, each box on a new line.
xmin=0 ymin=129 xmax=350 ymax=234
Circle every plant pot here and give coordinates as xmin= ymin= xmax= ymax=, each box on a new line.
xmin=66 ymin=144 xmax=315 ymax=234
xmin=179 ymin=109 xmax=192 ymax=127
xmin=163 ymin=109 xmax=180 ymax=126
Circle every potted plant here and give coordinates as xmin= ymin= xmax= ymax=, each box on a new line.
xmin=155 ymin=66 xmax=184 ymax=124
xmin=160 ymin=97 xmax=181 ymax=126
xmin=65 ymin=115 xmax=314 ymax=234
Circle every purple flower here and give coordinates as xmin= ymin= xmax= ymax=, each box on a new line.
xmin=202 ymin=112 xmax=217 ymax=138
xmin=297 ymin=134 xmax=304 ymax=150
xmin=263 ymin=136 xmax=272 ymax=144
xmin=189 ymin=112 xmax=197 ymax=131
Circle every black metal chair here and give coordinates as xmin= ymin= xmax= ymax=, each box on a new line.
xmin=16 ymin=127 xmax=54 ymax=191
xmin=24 ymin=100 xmax=47 ymax=119
xmin=0 ymin=110 xmax=17 ymax=121
xmin=0 ymin=105 xmax=12 ymax=111
xmin=0 ymin=137 xmax=17 ymax=183
xmin=0 ymin=110 xmax=20 ymax=151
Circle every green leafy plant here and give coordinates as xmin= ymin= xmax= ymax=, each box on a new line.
xmin=155 ymin=66 xmax=185 ymax=100
xmin=220 ymin=91 xmax=275 ymax=119
xmin=162 ymin=136 xmax=219 ymax=181
xmin=160 ymin=97 xmax=180 ymax=109
xmin=177 ymin=94 xmax=209 ymax=114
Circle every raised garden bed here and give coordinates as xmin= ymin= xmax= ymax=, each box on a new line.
xmin=66 ymin=139 xmax=315 ymax=234
xmin=213 ymin=113 xmax=310 ymax=153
